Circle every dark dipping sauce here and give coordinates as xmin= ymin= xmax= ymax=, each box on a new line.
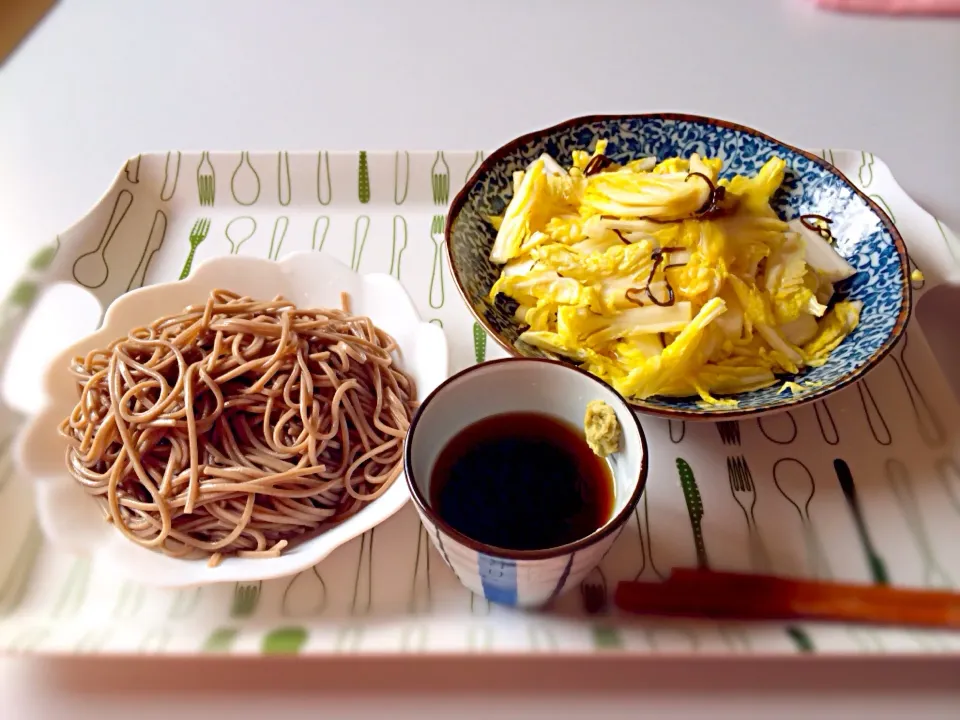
xmin=429 ymin=412 xmax=615 ymax=551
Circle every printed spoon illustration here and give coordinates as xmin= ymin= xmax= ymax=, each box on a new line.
xmin=428 ymin=214 xmax=446 ymax=309
xmin=891 ymin=331 xmax=944 ymax=448
xmin=281 ymin=565 xmax=327 ymax=618
xmin=858 ymin=151 xmax=875 ymax=188
xmin=352 ymin=216 xmax=370 ymax=271
xmin=358 ymin=151 xmax=371 ymax=203
xmin=633 ymin=493 xmax=665 ymax=581
xmin=225 ymin=216 xmax=257 ymax=255
xmin=262 ymin=627 xmax=309 ymax=655
xmin=394 ymin=151 xmax=410 ymax=205
xmin=834 ymin=458 xmax=890 ymax=585
xmin=231 ymin=151 xmax=261 ymax=206
xmin=757 ymin=410 xmax=798 ymax=445
xmin=668 ymin=420 xmax=685 ymax=444
xmin=72 ymin=189 xmax=134 ymax=288
xmin=125 ymin=154 xmax=141 ymax=184
xmin=277 ymin=151 xmax=292 ymax=206
xmin=773 ymin=458 xmax=831 ymax=578
xmin=126 ymin=209 xmax=167 ymax=291
xmin=677 ymin=458 xmax=708 ymax=569
xmin=390 ymin=215 xmax=407 ymax=280
xmin=934 ymin=456 xmax=960 ymax=516
xmin=885 ymin=458 xmax=954 ymax=588
xmin=196 ymin=151 xmax=214 ymax=206
xmin=268 ymin=216 xmax=289 ymax=260
xmin=311 ymin=216 xmax=330 ymax=252
xmin=857 ymin=378 xmax=891 ymax=446
xmin=317 ymin=151 xmax=332 ymax=205
xmin=813 ymin=400 xmax=839 ymax=446
xmin=201 ymin=628 xmax=238 ymax=653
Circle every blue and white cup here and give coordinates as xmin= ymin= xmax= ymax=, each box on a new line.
xmin=404 ymin=358 xmax=649 ymax=609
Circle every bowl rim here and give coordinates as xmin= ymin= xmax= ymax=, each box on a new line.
xmin=402 ymin=356 xmax=649 ymax=562
xmin=444 ymin=112 xmax=913 ymax=421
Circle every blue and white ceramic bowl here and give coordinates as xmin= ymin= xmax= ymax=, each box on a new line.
xmin=446 ymin=114 xmax=912 ymax=420
xmin=404 ymin=358 xmax=648 ymax=609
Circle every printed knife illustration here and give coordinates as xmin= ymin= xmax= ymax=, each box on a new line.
xmin=677 ymin=458 xmax=708 ymax=568
xmin=358 ymin=151 xmax=371 ymax=204
xmin=834 ymin=458 xmax=889 ymax=585
xmin=473 ymin=322 xmax=486 ymax=364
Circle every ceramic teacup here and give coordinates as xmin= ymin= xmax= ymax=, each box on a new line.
xmin=404 ymin=358 xmax=648 ymax=608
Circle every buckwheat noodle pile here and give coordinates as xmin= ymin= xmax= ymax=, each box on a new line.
xmin=59 ymin=289 xmax=418 ymax=566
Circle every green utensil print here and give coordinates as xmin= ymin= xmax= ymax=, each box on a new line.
xmin=0 ymin=523 xmax=42 ymax=612
xmin=428 ymin=214 xmax=446 ymax=309
xmin=139 ymin=627 xmax=172 ymax=653
xmin=161 ymin=150 xmax=181 ymax=201
xmin=390 ymin=215 xmax=407 ymax=280
xmin=231 ymin=151 xmax=261 ymax=205
xmin=787 ymin=626 xmax=815 ymax=653
xmin=317 ymin=151 xmax=332 ymax=205
xmin=358 ymin=151 xmax=371 ymax=204
xmin=281 ymin=565 xmax=327 ymax=618
xmin=834 ymin=458 xmax=890 ymax=585
xmin=277 ymin=151 xmax=292 ymax=206
xmin=168 ymin=587 xmax=203 ymax=619
xmin=431 ymin=151 xmax=450 ymax=205
xmin=935 ymin=218 xmax=959 ymax=263
xmin=72 ymin=188 xmax=134 ymax=289
xmin=125 ymin=154 xmax=141 ymax=184
xmin=430 ymin=318 xmax=443 ymax=328
xmin=464 ymin=150 xmax=484 ymax=185
xmin=179 ymin=217 xmax=211 ymax=279
xmin=262 ymin=627 xmax=308 ymax=654
xmin=591 ymin=626 xmax=623 ymax=650
xmin=268 ymin=216 xmax=289 ymax=260
xmin=935 ymin=456 xmax=960 ymax=516
xmin=885 ymin=458 xmax=953 ymax=588
xmin=230 ymin=581 xmax=262 ymax=619
xmin=113 ymin=581 xmax=146 ymax=619
xmin=394 ymin=151 xmax=410 ymax=205
xmin=311 ymin=216 xmax=331 ymax=251
xmin=352 ymin=215 xmax=370 ymax=271
xmin=202 ymin=627 xmax=239 ymax=653
xmin=127 ymin=209 xmax=167 ymax=291
xmin=466 ymin=625 xmax=493 ymax=650
xmin=27 ymin=241 xmax=58 ymax=272
xmin=858 ymin=151 xmax=875 ymax=188
xmin=2 ymin=279 xmax=37 ymax=312
xmin=400 ymin=625 xmax=429 ymax=652
xmin=676 ymin=458 xmax=708 ymax=568
xmin=645 ymin=626 xmax=700 ymax=652
xmin=225 ymin=216 xmax=257 ymax=255
xmin=51 ymin=557 xmax=91 ymax=618
xmin=196 ymin=151 xmax=214 ymax=206
xmin=473 ymin=322 xmax=486 ymax=363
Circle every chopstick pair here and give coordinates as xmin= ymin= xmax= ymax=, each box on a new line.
xmin=614 ymin=568 xmax=960 ymax=630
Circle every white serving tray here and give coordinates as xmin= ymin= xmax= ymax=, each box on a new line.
xmin=0 ymin=148 xmax=958 ymax=656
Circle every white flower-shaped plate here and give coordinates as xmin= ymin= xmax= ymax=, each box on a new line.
xmin=14 ymin=252 xmax=448 ymax=587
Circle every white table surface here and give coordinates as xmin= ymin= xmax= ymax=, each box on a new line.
xmin=1 ymin=0 xmax=959 ymax=716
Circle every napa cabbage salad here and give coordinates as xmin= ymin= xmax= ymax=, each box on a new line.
xmin=486 ymin=141 xmax=863 ymax=406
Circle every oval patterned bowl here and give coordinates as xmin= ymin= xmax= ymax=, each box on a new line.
xmin=446 ymin=114 xmax=912 ymax=420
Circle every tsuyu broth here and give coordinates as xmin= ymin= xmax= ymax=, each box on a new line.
xmin=429 ymin=412 xmax=615 ymax=551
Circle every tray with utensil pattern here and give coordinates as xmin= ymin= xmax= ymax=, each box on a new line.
xmin=0 ymin=148 xmax=958 ymax=656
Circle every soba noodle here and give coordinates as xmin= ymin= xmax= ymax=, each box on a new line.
xmin=58 ymin=289 xmax=418 ymax=565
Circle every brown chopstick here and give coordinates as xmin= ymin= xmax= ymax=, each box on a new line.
xmin=614 ymin=569 xmax=960 ymax=630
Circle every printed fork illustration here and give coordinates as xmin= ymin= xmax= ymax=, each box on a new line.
xmin=197 ymin=152 xmax=215 ymax=207
xmin=179 ymin=218 xmax=211 ymax=280
xmin=230 ymin=581 xmax=262 ymax=619
xmin=726 ymin=456 xmax=771 ymax=572
xmin=429 ymin=214 xmax=446 ymax=309
xmin=431 ymin=151 xmax=450 ymax=206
